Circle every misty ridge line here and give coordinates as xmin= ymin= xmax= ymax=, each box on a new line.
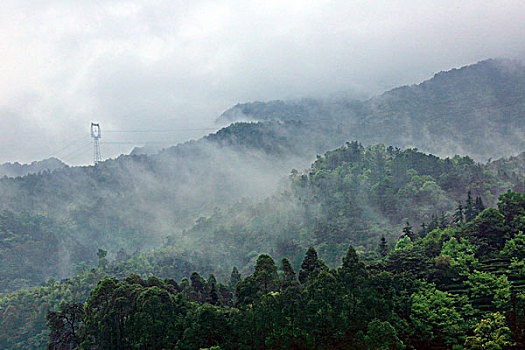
xmin=5 ymin=57 xmax=522 ymax=169
xmin=0 ymin=57 xmax=522 ymax=295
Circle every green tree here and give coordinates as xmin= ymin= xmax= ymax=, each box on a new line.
xmin=409 ymin=282 xmax=471 ymax=348
xmin=402 ymin=221 xmax=414 ymax=240
xmin=466 ymin=191 xmax=476 ymax=222
xmin=338 ymin=245 xmax=368 ymax=290
xmin=453 ymin=203 xmax=464 ymax=224
xmin=46 ymin=303 xmax=85 ymax=350
xmin=97 ymin=248 xmax=108 ymax=270
xmin=253 ymin=254 xmax=279 ymax=294
xmin=207 ymin=274 xmax=220 ymax=306
xmin=298 ymin=247 xmax=326 ymax=285
xmin=364 ymin=319 xmax=405 ymax=350
xmin=131 ymin=286 xmax=184 ymax=348
xmin=229 ymin=266 xmax=241 ymax=289
xmin=378 ymin=235 xmax=389 ymax=258
xmin=497 ymin=191 xmax=525 ymax=233
xmin=180 ymin=305 xmax=228 ymax=350
xmin=281 ymin=258 xmax=298 ymax=289
xmin=473 ymin=208 xmax=507 ymax=252
xmin=464 ymin=312 xmax=513 ymax=350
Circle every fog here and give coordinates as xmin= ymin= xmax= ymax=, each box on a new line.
xmin=1 ymin=0 xmax=524 ymax=164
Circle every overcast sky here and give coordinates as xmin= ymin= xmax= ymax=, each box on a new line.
xmin=1 ymin=0 xmax=524 ymax=165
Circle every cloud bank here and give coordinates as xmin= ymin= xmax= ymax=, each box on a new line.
xmin=1 ymin=0 xmax=524 ymax=164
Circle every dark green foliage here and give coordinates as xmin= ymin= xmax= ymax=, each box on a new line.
xmin=281 ymin=258 xmax=298 ymax=289
xmin=465 ymin=191 xmax=476 ymax=222
xmin=363 ymin=319 xmax=405 ymax=350
xmin=253 ymin=254 xmax=279 ymax=294
xmin=339 ymin=245 xmax=368 ymax=290
xmin=46 ymin=303 xmax=84 ymax=350
xmin=82 ymin=276 xmax=189 ymax=349
xmin=402 ymin=222 xmax=414 ymax=240
xmin=42 ymin=192 xmax=525 ymax=349
xmin=0 ymin=211 xmax=64 ymax=293
xmin=0 ymin=139 xmax=523 ymax=349
xmin=290 ymin=143 xmax=521 ymax=255
xmin=498 ymin=190 xmax=525 ymax=233
xmin=472 ymin=208 xmax=507 ymax=254
xmin=453 ymin=203 xmax=464 ymax=224
xmin=229 ymin=266 xmax=241 ymax=289
xmin=180 ymin=304 xmax=229 ymax=350
xmin=378 ymin=236 xmax=389 ymax=258
xmin=298 ymin=247 xmax=326 ymax=285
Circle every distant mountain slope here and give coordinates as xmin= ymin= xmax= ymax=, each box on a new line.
xmin=0 ymin=133 xmax=308 ymax=278
xmin=487 ymin=151 xmax=525 ymax=177
xmin=0 ymin=157 xmax=66 ymax=177
xmin=0 ymin=58 xmax=523 ymax=293
xmin=218 ymin=59 xmax=525 ymax=161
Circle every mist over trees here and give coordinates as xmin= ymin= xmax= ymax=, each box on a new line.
xmin=0 ymin=58 xmax=524 ymax=349
xmin=41 ymin=192 xmax=525 ymax=349
xmin=220 ymin=59 xmax=525 ymax=161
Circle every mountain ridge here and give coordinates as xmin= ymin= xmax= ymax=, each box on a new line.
xmin=0 ymin=157 xmax=66 ymax=178
xmin=218 ymin=58 xmax=525 ymax=161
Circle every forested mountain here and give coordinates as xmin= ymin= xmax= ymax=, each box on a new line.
xmin=0 ymin=143 xmax=521 ymax=296
xmin=0 ymin=158 xmax=66 ymax=178
xmin=0 ymin=58 xmax=524 ymax=349
xmin=33 ymin=191 xmax=525 ymax=349
xmin=0 ymin=59 xmax=523 ymax=295
xmin=171 ymin=143 xmax=523 ymax=274
xmin=0 ymin=138 xmax=304 ymax=284
xmin=219 ymin=59 xmax=525 ymax=161
xmin=0 ymin=144 xmax=522 ymax=349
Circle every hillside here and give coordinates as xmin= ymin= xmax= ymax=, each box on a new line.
xmin=2 ymin=190 xmax=522 ymax=349
xmin=0 ymin=58 xmax=523 ymax=296
xmin=0 ymin=145 xmax=523 ymax=349
xmin=0 ymin=158 xmax=66 ymax=178
xmin=219 ymin=59 xmax=525 ymax=161
xmin=46 ymin=192 xmax=524 ymax=349
xmin=173 ymin=143 xmax=523 ymax=273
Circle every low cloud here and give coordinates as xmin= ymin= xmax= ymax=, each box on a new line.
xmin=1 ymin=0 xmax=524 ymax=164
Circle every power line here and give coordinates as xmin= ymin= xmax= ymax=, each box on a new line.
xmin=101 ymin=142 xmax=173 ymax=145
xmin=59 ymin=140 xmax=93 ymax=161
xmin=104 ymin=128 xmax=217 ymax=133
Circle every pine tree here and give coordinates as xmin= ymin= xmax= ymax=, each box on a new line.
xmin=190 ymin=272 xmax=207 ymax=303
xmin=379 ymin=235 xmax=389 ymax=258
xmin=453 ymin=203 xmax=464 ymax=224
xmin=427 ymin=214 xmax=439 ymax=232
xmin=298 ymin=247 xmax=326 ymax=285
xmin=254 ymin=254 xmax=279 ymax=293
xmin=419 ymin=222 xmax=427 ymax=237
xmin=439 ymin=212 xmax=448 ymax=229
xmin=281 ymin=258 xmax=298 ymax=290
xmin=97 ymin=248 xmax=108 ymax=269
xmin=465 ymin=191 xmax=476 ymax=222
xmin=229 ymin=267 xmax=241 ymax=289
xmin=207 ymin=274 xmax=219 ymax=305
xmin=339 ymin=245 xmax=368 ymax=289
xmin=402 ymin=221 xmax=414 ymax=240
xmin=475 ymin=196 xmax=485 ymax=215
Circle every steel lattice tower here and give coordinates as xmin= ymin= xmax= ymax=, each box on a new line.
xmin=91 ymin=123 xmax=102 ymax=164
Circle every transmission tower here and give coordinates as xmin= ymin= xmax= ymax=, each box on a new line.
xmin=90 ymin=122 xmax=102 ymax=164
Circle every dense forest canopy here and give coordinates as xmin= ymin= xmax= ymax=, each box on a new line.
xmin=0 ymin=144 xmax=523 ymax=349
xmin=0 ymin=59 xmax=524 ymax=349
xmin=43 ymin=191 xmax=525 ymax=349
xmin=0 ymin=59 xmax=523 ymax=292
